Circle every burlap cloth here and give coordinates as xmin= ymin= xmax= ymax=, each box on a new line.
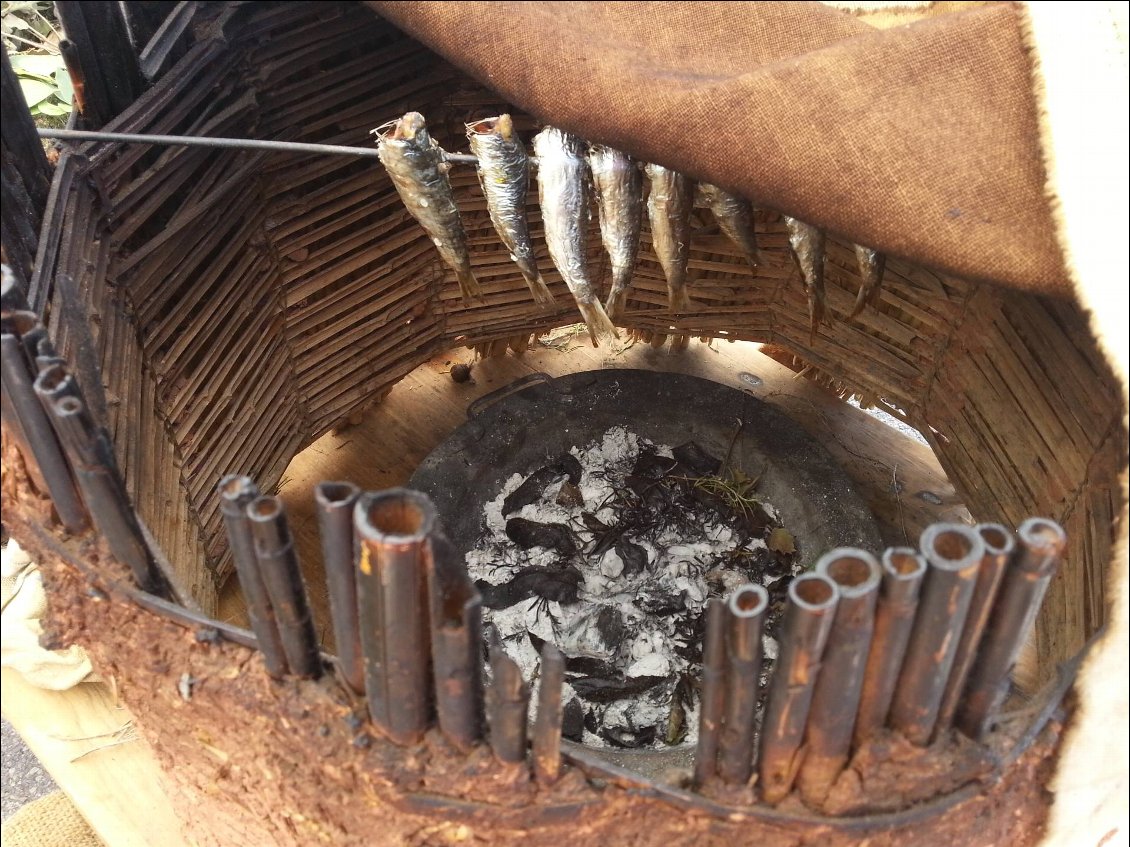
xmin=1 ymin=790 xmax=104 ymax=847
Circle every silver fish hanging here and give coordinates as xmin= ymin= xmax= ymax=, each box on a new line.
xmin=699 ymin=184 xmax=760 ymax=269
xmin=783 ymin=216 xmax=826 ymax=340
xmin=533 ymin=127 xmax=617 ymax=345
xmin=467 ymin=115 xmax=555 ymax=308
xmin=850 ymin=245 xmax=886 ymax=319
xmin=589 ymin=146 xmax=644 ymax=322
xmin=376 ymin=112 xmax=481 ymax=303
xmin=645 ymin=164 xmax=695 ymax=312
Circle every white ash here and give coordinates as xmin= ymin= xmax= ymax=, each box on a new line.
xmin=469 ymin=425 xmax=796 ymax=749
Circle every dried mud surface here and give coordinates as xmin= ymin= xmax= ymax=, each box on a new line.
xmin=2 ymin=447 xmax=1058 ymax=847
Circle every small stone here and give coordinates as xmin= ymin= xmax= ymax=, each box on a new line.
xmin=450 ymin=363 xmax=473 ymax=383
xmin=599 ymin=548 xmax=624 ymax=579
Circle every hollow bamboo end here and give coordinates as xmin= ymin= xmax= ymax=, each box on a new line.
xmin=815 ymin=548 xmax=882 ymax=598
xmin=354 ymin=488 xmax=437 ymax=544
xmin=919 ymin=523 xmax=985 ymax=572
xmin=977 ymin=522 xmax=1016 ymax=556
xmin=728 ymin=583 xmax=769 ymax=618
xmin=788 ymin=572 xmax=839 ymax=611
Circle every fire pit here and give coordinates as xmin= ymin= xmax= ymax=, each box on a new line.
xmin=411 ymin=368 xmax=882 ymax=777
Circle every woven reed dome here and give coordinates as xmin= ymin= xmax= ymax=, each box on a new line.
xmin=7 ymin=0 xmax=1126 ymax=844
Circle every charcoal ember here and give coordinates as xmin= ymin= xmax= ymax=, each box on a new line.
xmin=672 ymin=441 xmax=721 ymax=475
xmin=601 ymin=724 xmax=658 ymax=749
xmin=615 ymin=538 xmax=649 ymax=575
xmin=505 ymin=517 xmax=576 ymax=555
xmin=635 ymin=589 xmax=686 ymax=616
xmin=562 ymin=697 xmax=585 ymax=741
xmin=570 ymin=674 xmax=668 ymax=704
xmin=630 ymin=449 xmax=677 ymax=480
xmin=502 ymin=467 xmax=568 ymax=516
xmin=583 ymin=708 xmax=600 ymax=734
xmin=556 ymin=481 xmax=585 ymax=508
xmin=475 ymin=565 xmax=582 ymax=609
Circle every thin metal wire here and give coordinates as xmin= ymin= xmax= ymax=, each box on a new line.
xmin=36 ymin=127 xmax=482 ymax=163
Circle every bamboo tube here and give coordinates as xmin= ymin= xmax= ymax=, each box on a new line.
xmin=934 ymin=523 xmax=1015 ymax=736
xmin=957 ymin=518 xmax=1066 ymax=739
xmin=533 ymin=643 xmax=565 ymax=782
xmin=488 ymin=647 xmax=528 ymax=765
xmin=797 ymin=550 xmax=881 ymax=805
xmin=717 ymin=584 xmax=769 ymax=785
xmin=354 ymin=488 xmax=435 ymax=745
xmin=427 ymin=532 xmax=484 ymax=753
xmin=217 ymin=475 xmax=288 ymax=678
xmin=854 ymin=548 xmax=927 ymax=746
xmin=2 ymin=334 xmax=87 ymax=532
xmin=247 ymin=496 xmax=321 ymax=680
xmin=758 ymin=573 xmax=839 ymax=804
xmin=314 ymin=481 xmax=364 ymax=693
xmin=47 ymin=395 xmax=163 ymax=594
xmin=693 ymin=598 xmax=728 ymax=786
xmin=889 ymin=524 xmax=984 ymax=745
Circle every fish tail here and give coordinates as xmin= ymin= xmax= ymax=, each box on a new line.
xmin=575 ymin=298 xmax=619 ymax=347
xmin=668 ymin=284 xmax=690 ymax=313
xmin=745 ymin=248 xmax=762 ymax=271
xmin=525 ymin=272 xmax=556 ymax=308
xmin=849 ymin=283 xmax=869 ymax=320
xmin=455 ymin=264 xmax=483 ymax=303
xmin=605 ymin=285 xmax=629 ymax=321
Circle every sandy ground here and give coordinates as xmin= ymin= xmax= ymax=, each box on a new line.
xmin=1 ymin=717 xmax=55 ymax=820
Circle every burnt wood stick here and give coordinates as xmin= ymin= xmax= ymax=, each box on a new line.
xmin=355 ymin=489 xmax=435 ymax=745
xmin=488 ymin=647 xmax=529 ymax=765
xmin=693 ymin=597 xmax=728 ymax=786
xmin=314 ymin=481 xmax=364 ymax=693
xmin=853 ymin=547 xmax=927 ymax=746
xmin=957 ymin=518 xmax=1066 ymax=739
xmin=757 ymin=573 xmax=840 ymax=804
xmin=533 ymin=643 xmax=565 ymax=782
xmin=247 ymin=496 xmax=322 ymax=680
xmin=889 ymin=524 xmax=985 ymax=745
xmin=217 ymin=475 xmax=288 ymax=678
xmin=58 ymin=40 xmax=88 ymax=118
xmin=717 ymin=584 xmax=768 ymax=785
xmin=55 ymin=2 xmax=144 ymax=124
xmin=0 ymin=51 xmax=51 ymax=219
xmin=933 ymin=523 xmax=1015 ymax=737
xmin=798 ymin=550 xmax=882 ymax=806
xmin=2 ymin=334 xmax=87 ymax=532
xmin=426 ymin=533 xmax=484 ymax=753
xmin=46 ymin=394 xmax=165 ymax=594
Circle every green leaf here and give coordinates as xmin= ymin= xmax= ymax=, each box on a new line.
xmin=10 ymin=52 xmax=62 ymax=75
xmin=37 ymin=97 xmax=69 ymax=116
xmin=53 ymin=67 xmax=72 ymax=102
xmin=17 ymin=75 xmax=52 ymax=106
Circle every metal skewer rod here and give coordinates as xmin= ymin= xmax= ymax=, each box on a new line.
xmin=36 ymin=127 xmax=484 ymax=164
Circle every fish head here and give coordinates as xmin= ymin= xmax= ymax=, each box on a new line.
xmin=466 ymin=114 xmax=514 ymax=141
xmin=394 ymin=111 xmax=429 ymax=142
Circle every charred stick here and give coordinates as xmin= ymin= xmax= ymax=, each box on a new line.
xmin=757 ymin=573 xmax=839 ymax=804
xmin=427 ymin=532 xmax=484 ymax=752
xmin=693 ymin=597 xmax=728 ymax=786
xmin=853 ymin=548 xmax=927 ymax=746
xmin=717 ymin=584 xmax=768 ymax=785
xmin=488 ymin=647 xmax=529 ymax=765
xmin=889 ymin=524 xmax=984 ymax=745
xmin=314 ymin=481 xmax=364 ymax=693
xmin=533 ymin=643 xmax=565 ymax=782
xmin=933 ymin=524 xmax=1015 ymax=737
xmin=957 ymin=518 xmax=1066 ymax=739
xmin=247 ymin=496 xmax=321 ymax=680
xmin=354 ymin=488 xmax=435 ymax=745
xmin=797 ymin=550 xmax=882 ymax=806
xmin=1 ymin=333 xmax=87 ymax=532
xmin=45 ymin=394 xmax=166 ymax=594
xmin=217 ymin=475 xmax=288 ymax=678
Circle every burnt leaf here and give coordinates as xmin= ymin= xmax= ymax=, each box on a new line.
xmin=615 ymin=538 xmax=649 ymax=575
xmin=506 ymin=517 xmax=576 ymax=555
xmin=581 ymin=512 xmax=611 ymax=534
xmin=554 ymin=453 xmax=583 ymax=485
xmin=475 ymin=565 xmax=582 ymax=609
xmin=562 ymin=698 xmax=585 ymax=741
xmin=672 ymin=441 xmax=721 ymax=476
xmin=556 ymin=481 xmax=585 ymax=508
xmin=569 ymin=674 xmax=667 ymax=703
xmin=502 ymin=467 xmax=567 ymax=516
